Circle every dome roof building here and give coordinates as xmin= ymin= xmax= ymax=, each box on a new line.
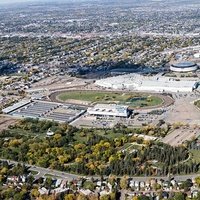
xmin=170 ymin=61 xmax=198 ymax=72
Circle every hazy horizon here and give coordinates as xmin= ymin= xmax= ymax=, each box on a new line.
xmin=0 ymin=0 xmax=78 ymax=4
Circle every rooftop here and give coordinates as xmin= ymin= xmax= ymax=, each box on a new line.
xmin=2 ymin=99 xmax=31 ymax=114
xmin=87 ymin=104 xmax=129 ymax=117
xmin=172 ymin=61 xmax=196 ymax=68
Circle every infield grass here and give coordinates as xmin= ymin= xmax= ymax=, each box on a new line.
xmin=57 ymin=91 xmax=163 ymax=108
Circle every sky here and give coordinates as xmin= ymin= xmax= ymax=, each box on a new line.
xmin=0 ymin=0 xmax=82 ymax=2
xmin=0 ymin=0 xmax=62 ymax=4
xmin=0 ymin=0 xmax=33 ymax=3
xmin=0 ymin=0 xmax=88 ymax=4
xmin=0 ymin=0 xmax=27 ymax=2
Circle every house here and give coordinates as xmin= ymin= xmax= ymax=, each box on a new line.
xmin=79 ymin=189 xmax=93 ymax=196
xmin=55 ymin=179 xmax=62 ymax=187
xmin=129 ymin=180 xmax=135 ymax=188
xmin=38 ymin=187 xmax=49 ymax=195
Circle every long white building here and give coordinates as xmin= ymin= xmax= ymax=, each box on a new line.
xmin=87 ymin=104 xmax=130 ymax=117
xmin=95 ymin=73 xmax=197 ymax=93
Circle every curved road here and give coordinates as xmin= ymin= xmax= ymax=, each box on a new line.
xmin=1 ymin=159 xmax=199 ymax=181
xmin=0 ymin=159 xmax=80 ymax=180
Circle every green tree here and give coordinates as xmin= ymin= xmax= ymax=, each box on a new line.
xmin=64 ymin=194 xmax=76 ymax=200
xmin=173 ymin=192 xmax=186 ymax=200
xmin=138 ymin=195 xmax=150 ymax=200
xmin=120 ymin=176 xmax=128 ymax=189
xmin=195 ymin=176 xmax=200 ymax=187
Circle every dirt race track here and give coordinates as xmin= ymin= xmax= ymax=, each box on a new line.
xmin=49 ymin=89 xmax=174 ymax=110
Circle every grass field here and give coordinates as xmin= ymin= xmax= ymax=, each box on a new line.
xmin=57 ymin=91 xmax=163 ymax=108
xmin=73 ymin=129 xmax=124 ymax=143
xmin=44 ymin=174 xmax=61 ymax=179
xmin=190 ymin=150 xmax=200 ymax=163
xmin=30 ymin=170 xmax=39 ymax=175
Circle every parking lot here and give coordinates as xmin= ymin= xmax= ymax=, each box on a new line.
xmin=70 ymin=115 xmax=117 ymax=128
xmin=161 ymin=126 xmax=200 ymax=146
xmin=70 ymin=110 xmax=166 ymax=128
xmin=165 ymin=92 xmax=200 ymax=125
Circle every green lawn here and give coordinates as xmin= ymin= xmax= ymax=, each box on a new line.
xmin=73 ymin=129 xmax=124 ymax=143
xmin=96 ymin=129 xmax=124 ymax=139
xmin=9 ymin=128 xmax=46 ymax=139
xmin=44 ymin=174 xmax=61 ymax=179
xmin=57 ymin=91 xmax=163 ymax=108
xmin=30 ymin=170 xmax=39 ymax=175
xmin=190 ymin=150 xmax=200 ymax=163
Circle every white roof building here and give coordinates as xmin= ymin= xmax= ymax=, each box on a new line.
xmin=79 ymin=189 xmax=93 ymax=196
xmin=2 ymin=99 xmax=31 ymax=114
xmin=87 ymin=104 xmax=129 ymax=117
xmin=170 ymin=61 xmax=198 ymax=72
xmin=194 ymin=53 xmax=200 ymax=58
xmin=46 ymin=129 xmax=55 ymax=137
xmin=95 ymin=73 xmax=197 ymax=93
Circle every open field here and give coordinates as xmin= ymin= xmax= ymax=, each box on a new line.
xmin=0 ymin=116 xmax=17 ymax=132
xmin=73 ymin=128 xmax=124 ymax=143
xmin=190 ymin=150 xmax=200 ymax=163
xmin=52 ymin=90 xmax=164 ymax=108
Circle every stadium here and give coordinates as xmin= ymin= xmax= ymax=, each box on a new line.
xmin=170 ymin=61 xmax=198 ymax=72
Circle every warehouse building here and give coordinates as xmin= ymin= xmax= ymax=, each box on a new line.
xmin=3 ymin=100 xmax=86 ymax=123
xmin=87 ymin=104 xmax=130 ymax=118
xmin=2 ymin=99 xmax=31 ymax=114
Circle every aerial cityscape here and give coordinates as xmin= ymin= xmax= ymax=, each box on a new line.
xmin=0 ymin=0 xmax=200 ymax=199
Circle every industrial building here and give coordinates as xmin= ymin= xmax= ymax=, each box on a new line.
xmin=170 ymin=61 xmax=198 ymax=72
xmin=87 ymin=104 xmax=130 ymax=118
xmin=2 ymin=99 xmax=31 ymax=114
xmin=95 ymin=73 xmax=198 ymax=93
xmin=3 ymin=100 xmax=86 ymax=123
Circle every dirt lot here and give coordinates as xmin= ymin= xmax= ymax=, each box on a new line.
xmin=0 ymin=116 xmax=17 ymax=132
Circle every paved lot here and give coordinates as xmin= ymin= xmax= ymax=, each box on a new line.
xmin=165 ymin=93 xmax=200 ymax=125
xmin=70 ymin=115 xmax=117 ymax=128
xmin=161 ymin=126 xmax=200 ymax=146
xmin=70 ymin=112 xmax=164 ymax=128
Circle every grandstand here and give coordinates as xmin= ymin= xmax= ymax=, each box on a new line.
xmin=87 ymin=104 xmax=130 ymax=118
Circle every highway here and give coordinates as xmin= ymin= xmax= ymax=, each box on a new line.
xmin=1 ymin=159 xmax=200 ymax=182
